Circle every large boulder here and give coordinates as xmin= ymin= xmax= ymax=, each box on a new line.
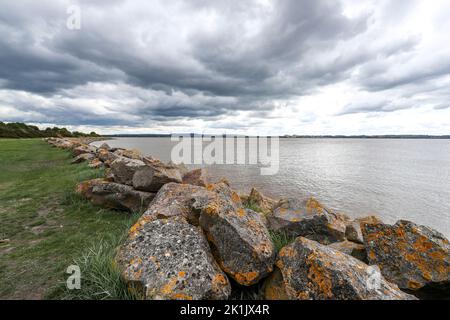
xmin=264 ymin=237 xmax=416 ymax=300
xmin=116 ymin=217 xmax=231 ymax=300
xmin=245 ymin=188 xmax=277 ymax=215
xmin=182 ymin=168 xmax=208 ymax=187
xmin=267 ymin=198 xmax=347 ymax=245
xmin=114 ymin=148 xmax=143 ymax=160
xmin=88 ymin=158 xmax=104 ymax=169
xmin=110 ymin=157 xmax=146 ymax=185
xmin=143 ymin=183 xmax=208 ymax=225
xmin=76 ymin=179 xmax=155 ymax=213
xmin=362 ymin=220 xmax=450 ymax=298
xmin=98 ymin=142 xmax=111 ymax=151
xmin=71 ymin=153 xmax=95 ymax=164
xmin=73 ymin=145 xmax=97 ymax=156
xmin=194 ymin=182 xmax=276 ymax=286
xmin=132 ymin=158 xmax=182 ymax=192
xmin=97 ymin=149 xmax=119 ymax=166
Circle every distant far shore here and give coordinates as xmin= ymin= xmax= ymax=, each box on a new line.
xmin=103 ymin=134 xmax=450 ymax=139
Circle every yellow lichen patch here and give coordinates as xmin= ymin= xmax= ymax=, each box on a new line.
xmin=234 ymin=271 xmax=260 ymax=285
xmin=171 ymin=293 xmax=193 ymax=300
xmin=212 ymin=273 xmax=228 ymax=290
xmin=178 ymin=271 xmax=186 ymax=278
xmin=408 ymin=280 xmax=422 ymax=290
xmin=412 ymin=235 xmax=434 ymax=253
xmin=367 ymin=250 xmax=376 ymax=260
xmin=160 ymin=277 xmax=178 ymax=297
xmin=237 ymin=208 xmax=246 ymax=217
xmin=306 ymin=252 xmax=333 ymax=299
xmin=128 ymin=215 xmax=153 ymax=238
xmin=231 ymin=192 xmax=241 ymax=204
xmin=279 ymin=246 xmax=297 ymax=258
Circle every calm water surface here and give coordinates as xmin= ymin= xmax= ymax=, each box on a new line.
xmin=93 ymin=138 xmax=450 ymax=237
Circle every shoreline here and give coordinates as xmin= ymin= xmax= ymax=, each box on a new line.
xmin=39 ymin=137 xmax=450 ymax=299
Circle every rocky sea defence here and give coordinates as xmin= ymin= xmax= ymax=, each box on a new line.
xmin=45 ymin=137 xmax=450 ymax=300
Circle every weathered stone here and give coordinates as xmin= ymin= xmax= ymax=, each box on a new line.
xmin=114 ymin=148 xmax=143 ymax=160
xmin=267 ymin=198 xmax=347 ymax=245
xmin=182 ymin=168 xmax=208 ymax=187
xmin=71 ymin=153 xmax=95 ymax=164
xmin=143 ymin=183 xmax=208 ymax=225
xmin=97 ymin=149 xmax=119 ymax=165
xmin=264 ymin=237 xmax=416 ymax=300
xmin=110 ymin=156 xmax=146 ymax=185
xmin=346 ymin=216 xmax=382 ymax=244
xmin=245 ymin=188 xmax=277 ymax=215
xmin=88 ymin=158 xmax=104 ymax=169
xmin=116 ymin=217 xmax=231 ymax=300
xmin=132 ymin=159 xmax=182 ymax=192
xmin=362 ymin=220 xmax=450 ymax=297
xmin=328 ymin=241 xmax=368 ymax=263
xmin=73 ymin=145 xmax=96 ymax=156
xmin=76 ymin=179 xmax=155 ymax=213
xmin=98 ymin=142 xmax=111 ymax=150
xmin=195 ymin=182 xmax=276 ymax=286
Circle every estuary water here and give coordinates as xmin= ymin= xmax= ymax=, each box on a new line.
xmin=93 ymin=137 xmax=450 ymax=237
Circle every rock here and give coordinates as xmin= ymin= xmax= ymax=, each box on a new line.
xmin=143 ymin=183 xmax=208 ymax=225
xmin=245 ymin=188 xmax=277 ymax=215
xmin=76 ymin=179 xmax=155 ymax=213
xmin=71 ymin=153 xmax=95 ymax=164
xmin=182 ymin=168 xmax=208 ymax=187
xmin=264 ymin=237 xmax=416 ymax=300
xmin=267 ymin=198 xmax=347 ymax=245
xmin=73 ymin=145 xmax=96 ymax=156
xmin=97 ymin=149 xmax=119 ymax=166
xmin=346 ymin=216 xmax=382 ymax=244
xmin=328 ymin=241 xmax=368 ymax=263
xmin=110 ymin=156 xmax=146 ymax=185
xmin=88 ymin=158 xmax=104 ymax=169
xmin=114 ymin=148 xmax=143 ymax=160
xmin=116 ymin=217 xmax=231 ymax=300
xmin=98 ymin=142 xmax=111 ymax=150
xmin=362 ymin=220 xmax=450 ymax=297
xmin=194 ymin=182 xmax=276 ymax=286
xmin=132 ymin=159 xmax=182 ymax=192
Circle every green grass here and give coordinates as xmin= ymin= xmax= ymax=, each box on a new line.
xmin=0 ymin=139 xmax=139 ymax=299
xmin=269 ymin=231 xmax=296 ymax=252
xmin=244 ymin=201 xmax=262 ymax=213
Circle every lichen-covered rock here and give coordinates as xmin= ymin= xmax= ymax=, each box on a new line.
xmin=76 ymin=179 xmax=155 ymax=213
xmin=245 ymin=188 xmax=277 ymax=215
xmin=143 ymin=183 xmax=208 ymax=225
xmin=267 ymin=198 xmax=347 ymax=245
xmin=97 ymin=148 xmax=119 ymax=165
xmin=328 ymin=241 xmax=367 ymax=263
xmin=71 ymin=153 xmax=95 ymax=164
xmin=73 ymin=145 xmax=97 ymax=156
xmin=114 ymin=148 xmax=143 ymax=160
xmin=264 ymin=237 xmax=416 ymax=300
xmin=362 ymin=220 xmax=450 ymax=296
xmin=110 ymin=156 xmax=146 ymax=185
xmin=346 ymin=216 xmax=382 ymax=244
xmin=88 ymin=158 xmax=104 ymax=169
xmin=98 ymin=142 xmax=111 ymax=150
xmin=116 ymin=217 xmax=231 ymax=300
xmin=195 ymin=182 xmax=276 ymax=286
xmin=182 ymin=168 xmax=208 ymax=187
xmin=132 ymin=159 xmax=182 ymax=192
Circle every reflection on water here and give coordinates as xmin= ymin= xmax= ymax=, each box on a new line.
xmin=93 ymin=137 xmax=450 ymax=237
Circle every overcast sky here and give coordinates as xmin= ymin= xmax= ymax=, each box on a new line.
xmin=1 ymin=0 xmax=450 ymax=135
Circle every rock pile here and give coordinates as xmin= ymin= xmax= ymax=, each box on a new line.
xmin=45 ymin=137 xmax=449 ymax=300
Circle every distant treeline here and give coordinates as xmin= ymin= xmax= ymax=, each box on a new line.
xmin=0 ymin=122 xmax=100 ymax=138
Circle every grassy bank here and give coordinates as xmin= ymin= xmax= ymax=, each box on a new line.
xmin=0 ymin=139 xmax=138 ymax=299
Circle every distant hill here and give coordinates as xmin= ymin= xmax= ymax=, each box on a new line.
xmin=0 ymin=122 xmax=100 ymax=138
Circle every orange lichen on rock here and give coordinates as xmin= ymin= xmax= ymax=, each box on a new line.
xmin=234 ymin=271 xmax=260 ymax=285
xmin=306 ymin=252 xmax=333 ymax=299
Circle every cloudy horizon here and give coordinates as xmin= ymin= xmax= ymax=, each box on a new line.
xmin=1 ymin=0 xmax=450 ymax=135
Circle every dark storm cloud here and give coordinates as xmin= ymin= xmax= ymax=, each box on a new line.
xmin=0 ymin=0 xmax=449 ymax=129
